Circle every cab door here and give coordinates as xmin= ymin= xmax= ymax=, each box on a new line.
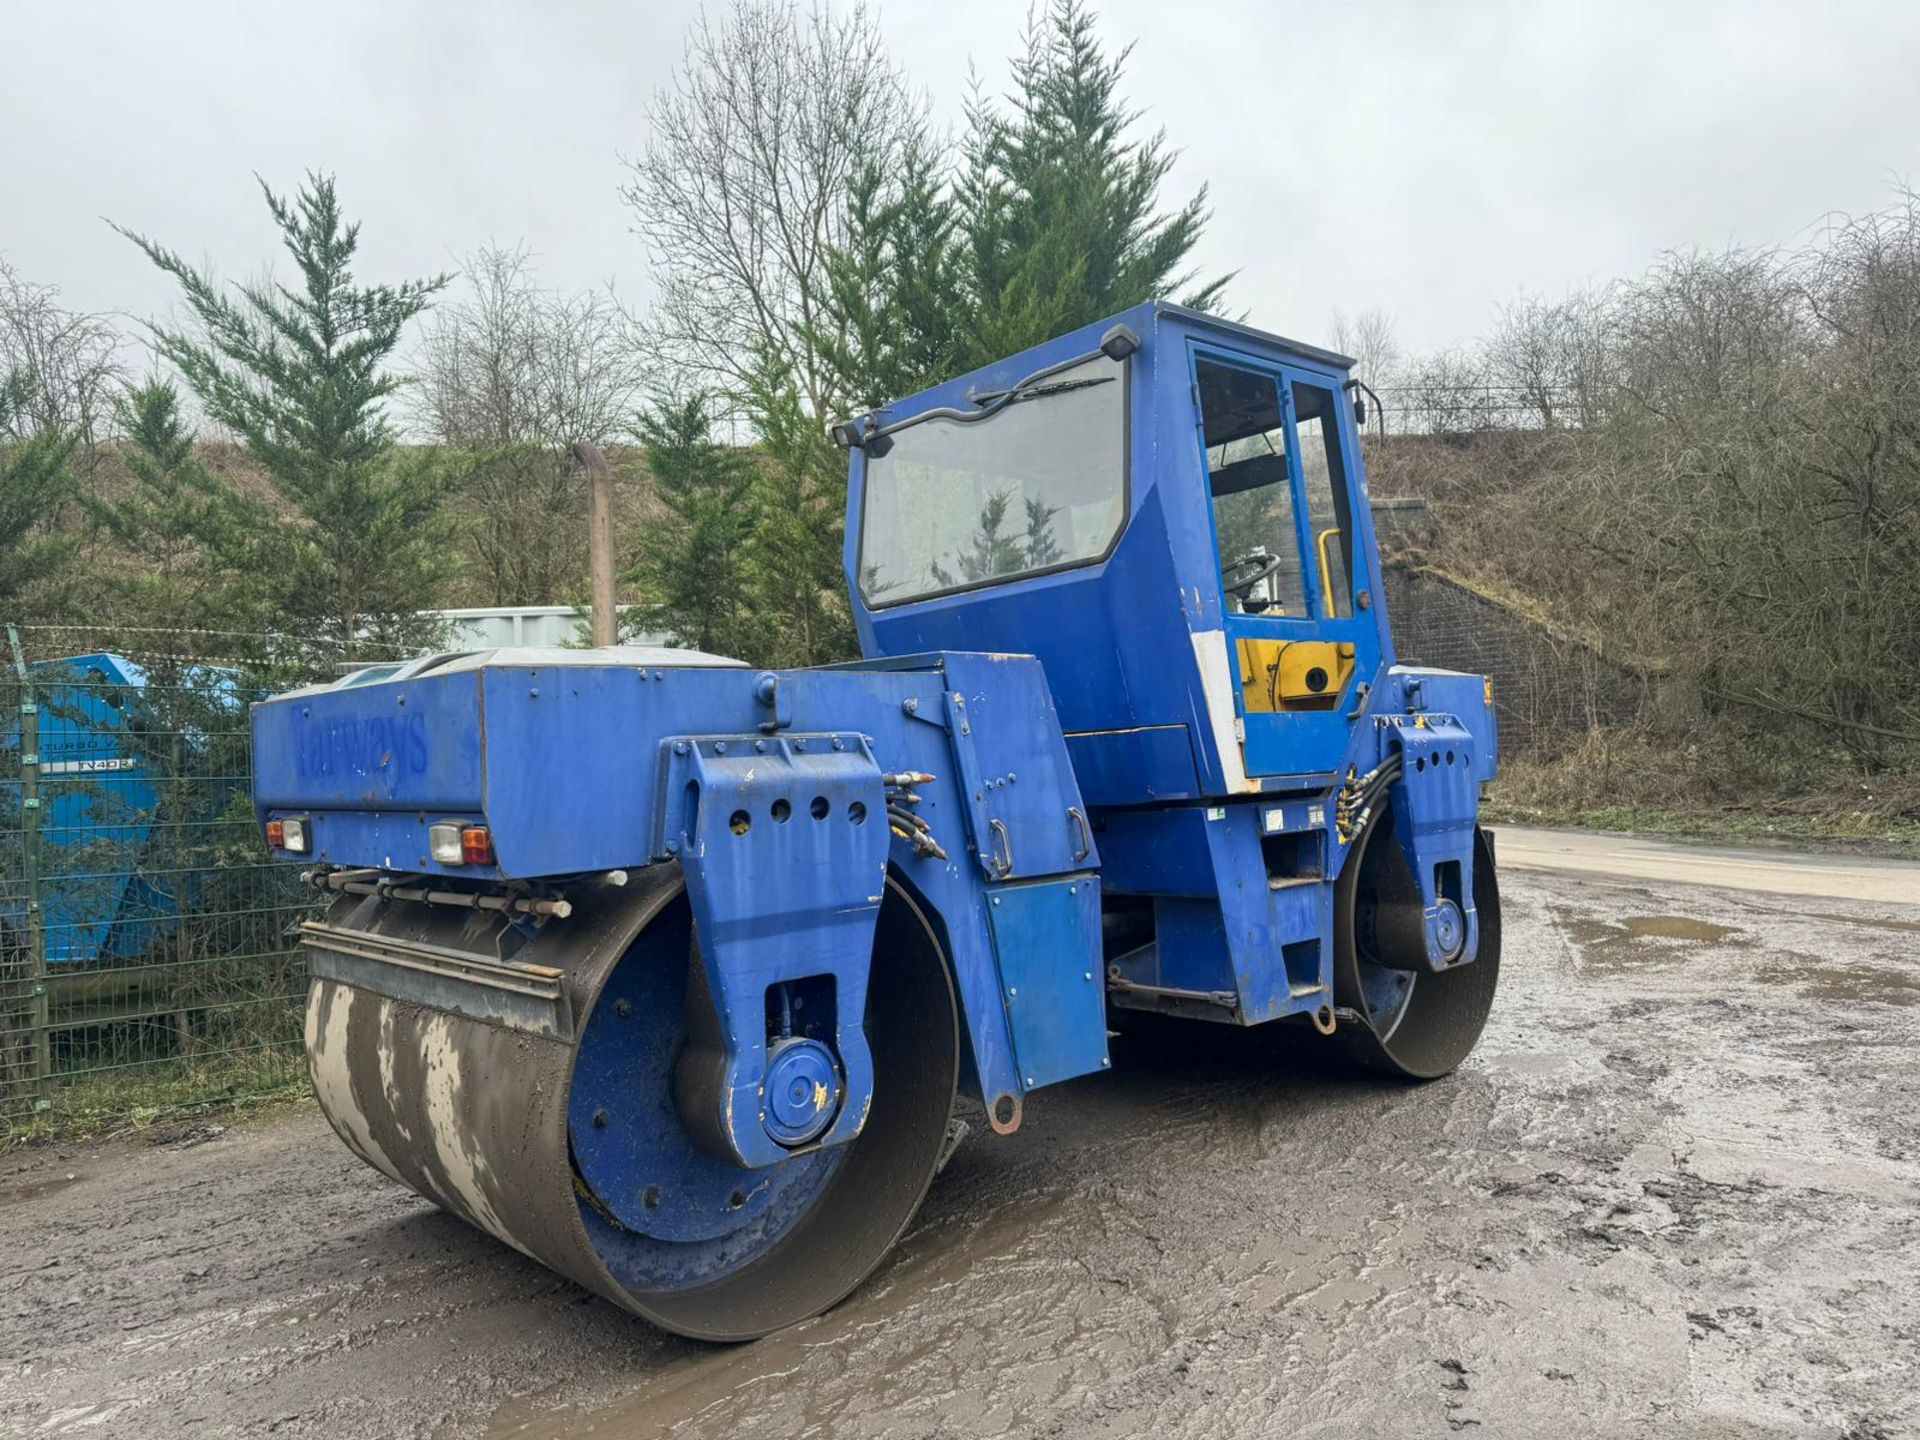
xmin=1191 ymin=348 xmax=1381 ymax=781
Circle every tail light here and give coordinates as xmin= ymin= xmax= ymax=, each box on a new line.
xmin=427 ymin=821 xmax=495 ymax=866
xmin=265 ymin=817 xmax=309 ymax=853
xmin=428 ymin=822 xmax=463 ymax=864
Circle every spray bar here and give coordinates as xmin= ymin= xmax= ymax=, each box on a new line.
xmin=304 ymin=867 xmax=573 ymax=918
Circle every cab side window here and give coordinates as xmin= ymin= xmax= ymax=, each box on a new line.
xmin=1196 ymin=358 xmax=1307 ymax=616
xmin=1292 ymin=382 xmax=1357 ymax=619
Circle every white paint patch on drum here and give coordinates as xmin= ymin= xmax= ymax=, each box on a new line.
xmin=418 ymin=1012 xmax=528 ymax=1257
xmin=307 ymin=983 xmax=406 ymax=1188
xmin=377 ymin=1002 xmax=417 ymax=1156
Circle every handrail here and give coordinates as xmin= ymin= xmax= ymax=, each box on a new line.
xmin=1315 ymin=528 xmax=1344 ymax=617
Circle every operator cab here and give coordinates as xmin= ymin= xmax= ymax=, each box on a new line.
xmin=840 ymin=301 xmax=1390 ymax=803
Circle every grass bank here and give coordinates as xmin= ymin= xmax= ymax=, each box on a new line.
xmin=2 ymin=1043 xmax=309 ymax=1148
xmin=1488 ymin=741 xmax=1920 ymax=859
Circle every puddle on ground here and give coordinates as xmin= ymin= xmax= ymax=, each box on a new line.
xmin=1558 ymin=907 xmax=1919 ymax=1005
xmin=1754 ymin=955 xmax=1920 ymax=1008
xmin=1617 ymin=916 xmax=1741 ymax=942
xmin=1558 ymin=912 xmax=1742 ymax=972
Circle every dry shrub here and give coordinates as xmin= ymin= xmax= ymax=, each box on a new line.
xmin=1378 ymin=192 xmax=1920 ymax=801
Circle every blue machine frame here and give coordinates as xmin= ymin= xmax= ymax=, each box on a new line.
xmin=254 ymin=301 xmax=1496 ymax=1148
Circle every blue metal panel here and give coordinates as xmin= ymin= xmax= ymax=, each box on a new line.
xmin=937 ymin=651 xmax=1098 ymax=881
xmin=251 ymin=669 xmax=484 ymax=812
xmin=1394 ymin=668 xmax=1499 ymax=780
xmin=1385 ymin=713 xmax=1484 ymax=971
xmin=1105 ymin=800 xmax=1332 ymax=1024
xmin=1201 ymin=804 xmax=1329 ymax=1023
xmin=477 ymin=663 xmax=675 ymax=876
xmin=652 ymin=732 xmax=888 ymax=1168
xmin=1145 ymin=898 xmax=1238 ymax=1001
xmin=1090 ymin=806 xmax=1219 ymax=896
xmin=1098 ymin=802 xmax=1336 ymax=1029
xmin=1063 ymin=725 xmax=1201 ymax=807
xmin=987 ymin=875 xmax=1108 ymax=1089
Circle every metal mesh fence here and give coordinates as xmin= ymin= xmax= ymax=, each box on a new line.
xmin=0 ymin=624 xmax=381 ymax=1133
xmin=1371 ymin=384 xmax=1571 ymax=437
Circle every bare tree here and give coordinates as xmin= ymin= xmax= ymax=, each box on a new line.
xmin=1483 ymin=290 xmax=1614 ymax=430
xmin=0 ymin=256 xmax=124 ymax=451
xmin=1399 ymin=206 xmax=1920 ymax=774
xmin=414 ymin=244 xmax=638 ymax=449
xmin=1328 ymin=306 xmax=1402 ymax=394
xmin=413 ymin=245 xmax=643 ymax=606
xmin=619 ymin=0 xmax=922 ymax=419
xmin=1387 ymin=348 xmax=1496 ymax=435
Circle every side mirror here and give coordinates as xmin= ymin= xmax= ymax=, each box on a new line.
xmin=1353 ymin=394 xmax=1368 ymax=427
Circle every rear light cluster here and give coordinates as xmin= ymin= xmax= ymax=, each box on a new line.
xmin=265 ymin=816 xmax=492 ymax=866
xmin=265 ymin=817 xmax=309 ymax=853
xmin=429 ymin=822 xmax=494 ymax=867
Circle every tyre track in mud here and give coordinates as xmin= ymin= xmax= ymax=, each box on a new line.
xmin=2 ymin=857 xmax=1917 ymax=1439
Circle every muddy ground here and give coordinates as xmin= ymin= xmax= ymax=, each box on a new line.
xmin=2 ymin=854 xmax=1917 ymax=1439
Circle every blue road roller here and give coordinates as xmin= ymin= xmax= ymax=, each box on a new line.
xmin=252 ymin=303 xmax=1501 ymax=1339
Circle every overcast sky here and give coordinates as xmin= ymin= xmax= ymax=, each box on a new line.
xmin=5 ymin=0 xmax=1918 ymax=366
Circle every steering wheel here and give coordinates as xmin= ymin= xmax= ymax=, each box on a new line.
xmin=1220 ymin=548 xmax=1281 ymax=600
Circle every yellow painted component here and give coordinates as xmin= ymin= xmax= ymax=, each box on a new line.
xmin=1236 ymin=638 xmax=1357 ymax=713
xmin=813 ymin=1081 xmax=830 ymax=1112
xmin=1315 ymin=527 xmax=1344 ymax=615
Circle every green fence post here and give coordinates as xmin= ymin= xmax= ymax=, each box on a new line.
xmin=6 ymin=625 xmax=50 ymax=1113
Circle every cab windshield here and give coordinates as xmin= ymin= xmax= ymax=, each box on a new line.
xmin=858 ymin=355 xmax=1127 ymax=605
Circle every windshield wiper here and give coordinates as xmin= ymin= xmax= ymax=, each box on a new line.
xmin=965 ymin=375 xmax=1113 ymax=408
xmin=829 ymin=322 xmax=1140 ymax=458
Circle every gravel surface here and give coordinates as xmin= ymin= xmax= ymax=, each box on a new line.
xmin=2 ymin=854 xmax=1917 ymax=1439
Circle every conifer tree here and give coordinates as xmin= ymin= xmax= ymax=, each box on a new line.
xmin=0 ymin=365 xmax=80 ymax=614
xmin=88 ymin=380 xmax=266 ymax=637
xmin=954 ymin=0 xmax=1228 ymax=367
xmin=636 ymin=1 xmax=1231 ymax=669
xmin=810 ymin=0 xmax=1227 ymax=407
xmin=117 ymin=174 xmax=453 ymax=661
xmin=740 ymin=352 xmax=860 ymax=667
xmin=810 ymin=131 xmax=969 ymax=414
xmin=625 ymin=392 xmax=761 ymax=658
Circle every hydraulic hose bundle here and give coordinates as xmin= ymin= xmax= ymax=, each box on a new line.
xmin=1335 ymin=753 xmax=1404 ymax=845
xmin=882 ymin=771 xmax=948 ymax=861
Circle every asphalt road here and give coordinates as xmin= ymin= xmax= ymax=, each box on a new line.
xmin=1498 ymin=826 xmax=1919 ymax=903
xmin=2 ymin=828 xmax=1916 ymax=1439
